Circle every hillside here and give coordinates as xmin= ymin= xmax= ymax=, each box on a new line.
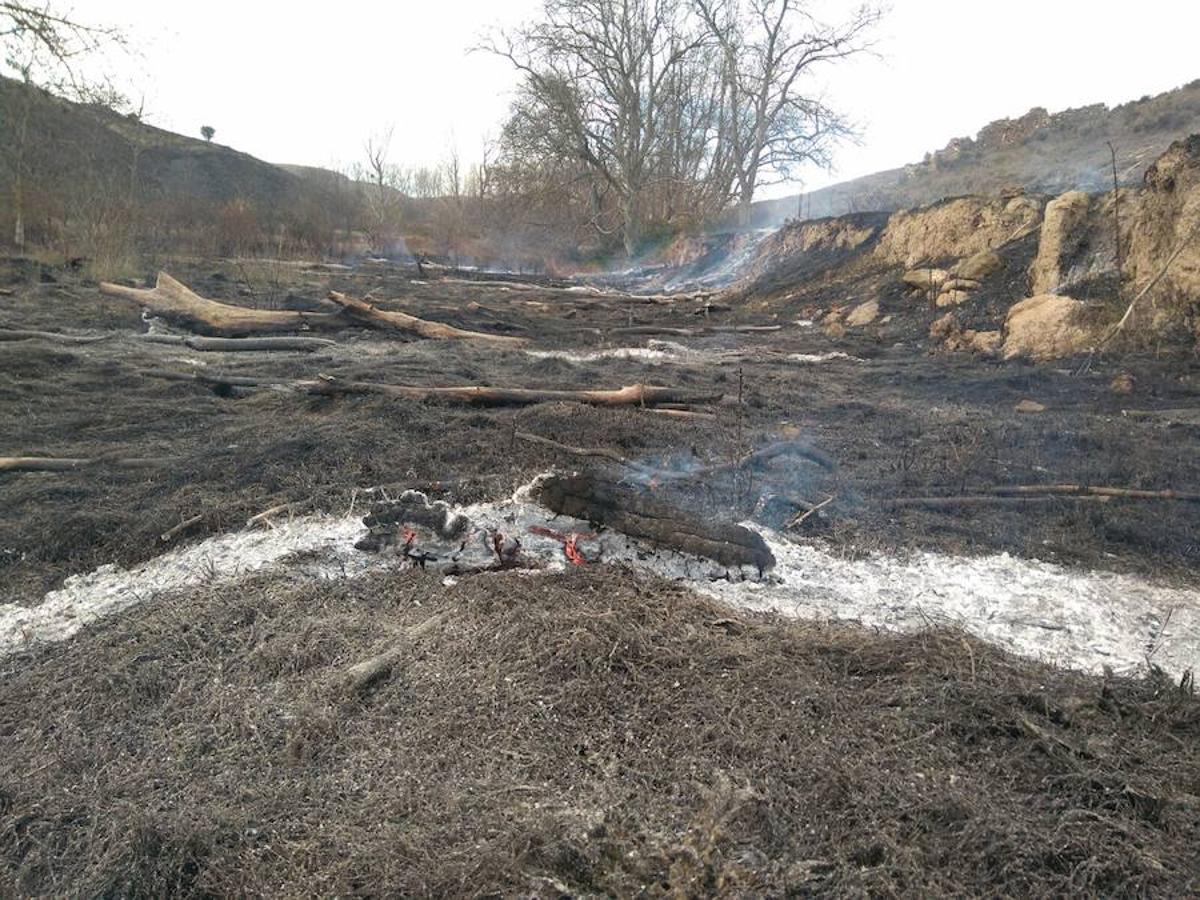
xmin=747 ymin=79 xmax=1200 ymax=226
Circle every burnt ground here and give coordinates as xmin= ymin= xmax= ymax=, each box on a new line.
xmin=1 ymin=253 xmax=1199 ymax=895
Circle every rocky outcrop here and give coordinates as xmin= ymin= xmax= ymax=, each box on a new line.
xmin=1029 ymin=191 xmax=1092 ymax=294
xmin=1002 ymin=294 xmax=1094 ymax=360
xmin=1124 ymin=134 xmax=1200 ymax=335
xmin=929 ymin=312 xmax=1001 ymax=354
xmin=874 ymin=196 xmax=1043 ymax=268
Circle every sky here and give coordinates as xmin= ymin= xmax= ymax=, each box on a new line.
xmin=85 ymin=1 xmax=1200 ymax=199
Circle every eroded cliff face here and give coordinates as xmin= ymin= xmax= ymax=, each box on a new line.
xmin=1125 ymin=135 xmax=1200 ymax=336
xmin=722 ymin=135 xmax=1200 ymax=359
xmin=872 ymin=195 xmax=1043 ymax=269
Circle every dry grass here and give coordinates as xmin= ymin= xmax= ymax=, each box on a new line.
xmin=0 ymin=567 xmax=1196 ymax=897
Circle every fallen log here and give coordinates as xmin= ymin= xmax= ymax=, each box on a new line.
xmin=100 ymin=272 xmax=344 ymax=336
xmin=0 ymin=328 xmax=110 ymax=345
xmin=609 ymin=324 xmax=783 ymax=337
xmin=141 ymin=369 xmax=720 ymax=408
xmin=516 ymin=431 xmax=634 ymax=467
xmin=326 ymin=291 xmax=526 ymax=345
xmin=0 ymin=456 xmax=165 ymax=473
xmin=137 ymin=334 xmax=336 ymax=352
xmin=885 ymin=495 xmax=1113 ymax=509
xmin=989 ymin=484 xmax=1200 ymax=502
xmin=534 ymin=472 xmax=775 ymax=572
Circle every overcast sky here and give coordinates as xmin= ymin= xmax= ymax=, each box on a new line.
xmin=90 ymin=1 xmax=1200 ymax=199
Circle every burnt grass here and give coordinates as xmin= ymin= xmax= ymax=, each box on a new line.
xmin=2 ymin=570 xmax=1199 ymax=896
xmin=1 ymin=254 xmax=1199 ymax=894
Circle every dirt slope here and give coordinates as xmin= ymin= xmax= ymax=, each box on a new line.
xmin=747 ymin=79 xmax=1200 ymax=226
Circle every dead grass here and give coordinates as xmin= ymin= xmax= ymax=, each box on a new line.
xmin=0 ymin=567 xmax=1196 ymax=896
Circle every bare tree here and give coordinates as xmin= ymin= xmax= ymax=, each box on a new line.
xmin=695 ymin=0 xmax=879 ymax=220
xmin=485 ymin=0 xmax=709 ymax=256
xmin=359 ymin=127 xmax=405 ymax=255
xmin=485 ymin=0 xmax=878 ymax=254
xmin=1 ymin=3 xmax=122 ymax=248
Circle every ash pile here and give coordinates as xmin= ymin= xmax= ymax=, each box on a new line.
xmin=352 ymin=472 xmax=778 ymax=580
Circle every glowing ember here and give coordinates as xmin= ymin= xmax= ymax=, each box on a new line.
xmin=529 ymin=525 xmax=594 ymax=565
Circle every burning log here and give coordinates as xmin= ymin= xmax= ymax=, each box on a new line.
xmin=533 ymin=473 xmax=775 ymax=572
xmin=325 ymin=291 xmax=527 ymax=345
xmin=100 ymin=273 xmax=343 ymax=336
xmin=141 ymin=369 xmax=721 ymax=409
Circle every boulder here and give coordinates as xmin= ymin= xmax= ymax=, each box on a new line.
xmin=1014 ymin=399 xmax=1047 ymax=413
xmin=929 ymin=311 xmax=959 ymax=341
xmin=953 ymin=250 xmax=1003 ymax=281
xmin=902 ymin=267 xmax=950 ymax=290
xmin=1002 ymin=294 xmax=1094 ymax=360
xmin=942 ymin=277 xmax=982 ymax=292
xmin=823 ymin=319 xmax=847 ymax=340
xmin=965 ymin=330 xmax=1002 ymax=354
xmin=936 ymin=289 xmax=973 ymax=307
xmin=845 ymin=299 xmax=880 ymax=326
xmin=1110 ymin=373 xmax=1136 ymax=395
xmin=1029 ymin=191 xmax=1091 ymax=295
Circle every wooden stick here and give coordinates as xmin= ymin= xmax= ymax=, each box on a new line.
xmin=0 ymin=456 xmax=166 ymax=474
xmin=0 ymin=329 xmax=110 ymax=345
xmin=1099 ymin=216 xmax=1200 ymax=347
xmin=137 ymin=334 xmax=336 ymax=352
xmin=160 ymin=514 xmax=203 ymax=542
xmin=247 ymin=497 xmax=313 ymax=527
xmin=326 ymin=291 xmax=526 ymax=345
xmin=788 ymin=494 xmax=835 ymax=528
xmin=989 ymin=484 xmax=1200 ymax=502
xmin=516 ymin=431 xmax=633 ymax=466
xmin=341 ymin=611 xmax=450 ymax=694
xmin=885 ymin=495 xmax=1113 ymax=509
xmin=643 ymin=408 xmax=716 ymax=421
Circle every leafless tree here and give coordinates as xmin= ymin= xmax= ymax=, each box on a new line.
xmin=484 ymin=0 xmax=709 ymax=256
xmin=485 ymin=0 xmax=878 ymax=255
xmin=359 ymin=127 xmax=405 ymax=254
xmin=1 ymin=3 xmax=123 ymax=247
xmin=695 ymin=0 xmax=879 ymax=220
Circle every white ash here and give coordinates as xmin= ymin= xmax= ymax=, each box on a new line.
xmin=2 ymin=480 xmax=1197 ymax=681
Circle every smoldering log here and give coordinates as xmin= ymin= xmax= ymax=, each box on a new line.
xmin=533 ymin=472 xmax=775 ymax=572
